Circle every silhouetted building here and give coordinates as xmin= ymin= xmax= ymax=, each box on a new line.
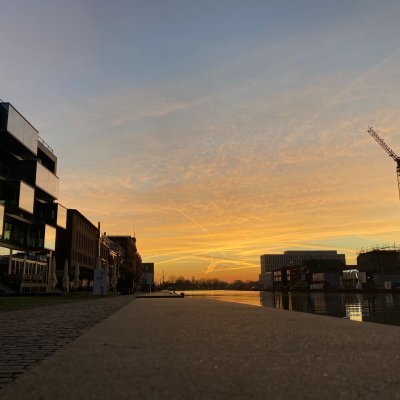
xmin=357 ymin=248 xmax=400 ymax=274
xmin=107 ymin=235 xmax=142 ymax=293
xmin=141 ymin=262 xmax=154 ymax=291
xmin=260 ymin=250 xmax=346 ymax=290
xmin=357 ymin=247 xmax=400 ymax=289
xmin=55 ymin=209 xmax=98 ymax=288
xmin=0 ymin=102 xmax=65 ymax=292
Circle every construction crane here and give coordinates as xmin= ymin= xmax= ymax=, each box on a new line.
xmin=367 ymin=127 xmax=400 ymax=199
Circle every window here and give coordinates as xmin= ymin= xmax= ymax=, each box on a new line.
xmin=36 ymin=162 xmax=59 ymax=199
xmin=7 ymin=105 xmax=38 ymax=155
xmin=4 ymin=222 xmax=11 ymax=241
xmin=19 ymin=181 xmax=34 ymax=214
xmin=56 ymin=204 xmax=67 ymax=229
xmin=0 ymin=204 xmax=4 ymax=240
xmin=44 ymin=224 xmax=56 ymax=251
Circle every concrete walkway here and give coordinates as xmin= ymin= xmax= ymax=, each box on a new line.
xmin=0 ymin=295 xmax=132 ymax=388
xmin=2 ymin=297 xmax=400 ymax=399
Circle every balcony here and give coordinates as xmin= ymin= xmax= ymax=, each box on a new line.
xmin=4 ymin=104 xmax=38 ymax=155
xmin=36 ymin=162 xmax=59 ymax=199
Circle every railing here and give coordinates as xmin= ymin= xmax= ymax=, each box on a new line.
xmin=38 ymin=135 xmax=53 ymax=153
xmin=358 ymin=243 xmax=400 ymax=254
xmin=10 ymin=258 xmax=49 ymax=284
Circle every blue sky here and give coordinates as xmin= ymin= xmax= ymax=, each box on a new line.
xmin=2 ymin=1 xmax=400 ymax=280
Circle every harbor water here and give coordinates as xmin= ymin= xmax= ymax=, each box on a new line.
xmin=183 ymin=290 xmax=400 ymax=326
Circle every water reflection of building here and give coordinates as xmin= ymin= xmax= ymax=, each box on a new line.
xmin=310 ymin=293 xmax=327 ymax=314
xmin=260 ymin=291 xmax=275 ymax=308
xmin=0 ymin=102 xmax=66 ymax=293
xmin=259 ymin=290 xmax=400 ymax=326
xmin=271 ymin=292 xmax=292 ymax=310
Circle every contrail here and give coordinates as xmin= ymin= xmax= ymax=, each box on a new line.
xmin=155 ymin=251 xmax=211 ymax=265
xmin=204 ymin=256 xmax=260 ymax=274
xmin=205 ymin=264 xmax=260 ymax=273
xmin=175 ymin=208 xmax=209 ymax=234
xmin=283 ymin=45 xmax=400 ymax=146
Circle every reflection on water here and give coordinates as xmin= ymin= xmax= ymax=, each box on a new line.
xmin=184 ymin=290 xmax=262 ymax=307
xmin=265 ymin=292 xmax=400 ymax=326
xmin=184 ymin=290 xmax=400 ymax=326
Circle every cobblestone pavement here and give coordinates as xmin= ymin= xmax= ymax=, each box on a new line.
xmin=0 ymin=296 xmax=133 ymax=390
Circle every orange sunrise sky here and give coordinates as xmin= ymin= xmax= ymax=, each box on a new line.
xmin=2 ymin=1 xmax=400 ymax=281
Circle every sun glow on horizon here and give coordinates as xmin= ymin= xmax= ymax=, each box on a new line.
xmin=3 ymin=1 xmax=400 ymax=281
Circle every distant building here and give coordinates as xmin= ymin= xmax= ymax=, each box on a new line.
xmin=0 ymin=102 xmax=65 ymax=293
xmin=260 ymin=250 xmax=346 ymax=290
xmin=141 ymin=262 xmax=154 ymax=291
xmin=107 ymin=235 xmax=142 ymax=293
xmin=357 ymin=247 xmax=400 ymax=289
xmin=357 ymin=248 xmax=400 ymax=274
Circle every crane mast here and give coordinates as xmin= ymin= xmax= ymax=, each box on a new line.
xmin=367 ymin=127 xmax=400 ymax=200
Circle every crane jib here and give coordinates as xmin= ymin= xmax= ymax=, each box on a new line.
xmin=367 ymin=127 xmax=400 ymax=200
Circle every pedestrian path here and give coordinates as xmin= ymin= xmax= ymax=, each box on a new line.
xmin=0 ymin=295 xmax=133 ymax=388
xmin=2 ymin=297 xmax=400 ymax=399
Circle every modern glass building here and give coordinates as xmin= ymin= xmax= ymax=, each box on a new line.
xmin=0 ymin=102 xmax=66 ymax=292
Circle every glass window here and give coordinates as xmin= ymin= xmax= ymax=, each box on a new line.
xmin=56 ymin=204 xmax=67 ymax=229
xmin=36 ymin=162 xmax=59 ymax=199
xmin=44 ymin=224 xmax=56 ymax=251
xmin=4 ymin=222 xmax=11 ymax=241
xmin=0 ymin=204 xmax=4 ymax=240
xmin=7 ymin=105 xmax=38 ymax=155
xmin=19 ymin=181 xmax=34 ymax=214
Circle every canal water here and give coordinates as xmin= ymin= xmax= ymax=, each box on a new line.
xmin=183 ymin=290 xmax=400 ymax=326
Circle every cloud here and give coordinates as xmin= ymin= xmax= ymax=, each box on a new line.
xmin=5 ymin=1 xmax=400 ymax=281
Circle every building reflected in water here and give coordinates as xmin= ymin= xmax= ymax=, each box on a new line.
xmin=260 ymin=291 xmax=400 ymax=326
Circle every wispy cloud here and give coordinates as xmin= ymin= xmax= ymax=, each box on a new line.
xmin=4 ymin=1 xmax=400 ymax=281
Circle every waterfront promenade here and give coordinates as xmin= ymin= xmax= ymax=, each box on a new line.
xmin=1 ymin=296 xmax=400 ymax=399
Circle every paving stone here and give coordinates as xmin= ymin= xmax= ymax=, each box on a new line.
xmin=0 ymin=295 xmax=133 ymax=391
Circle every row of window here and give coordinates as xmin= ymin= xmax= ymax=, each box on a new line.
xmin=263 ymin=255 xmax=346 ymax=272
xmin=75 ymin=230 xmax=96 ymax=255
xmin=76 ymin=216 xmax=97 ymax=236
xmin=72 ymin=250 xmax=95 ymax=267
xmin=2 ymin=221 xmax=42 ymax=248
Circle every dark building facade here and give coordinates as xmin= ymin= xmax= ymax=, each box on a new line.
xmin=141 ymin=262 xmax=155 ymax=291
xmin=100 ymin=234 xmax=125 ymax=279
xmin=260 ymin=250 xmax=346 ymax=290
xmin=55 ymin=209 xmax=98 ymax=286
xmin=357 ymin=248 xmax=400 ymax=289
xmin=0 ymin=102 xmax=65 ymax=292
xmin=107 ymin=235 xmax=142 ymax=292
xmin=357 ymin=249 xmax=400 ymax=274
xmin=272 ymin=259 xmax=345 ymax=291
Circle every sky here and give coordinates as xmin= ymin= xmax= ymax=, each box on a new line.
xmin=2 ymin=0 xmax=400 ymax=282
